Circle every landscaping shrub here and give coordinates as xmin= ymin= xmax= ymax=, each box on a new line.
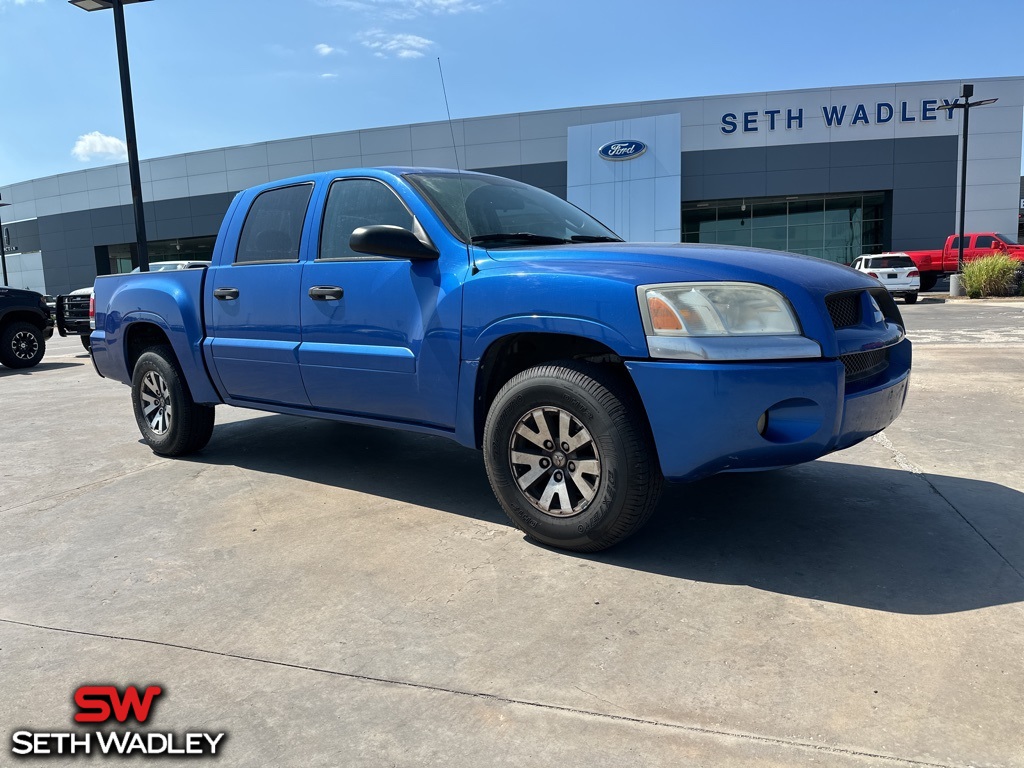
xmin=959 ymin=253 xmax=1021 ymax=298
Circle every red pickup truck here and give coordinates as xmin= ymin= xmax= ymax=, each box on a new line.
xmin=900 ymin=233 xmax=1024 ymax=290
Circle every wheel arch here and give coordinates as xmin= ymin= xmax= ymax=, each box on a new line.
xmin=465 ymin=330 xmax=648 ymax=450
xmin=0 ymin=309 xmax=49 ymax=331
xmin=120 ymin=316 xmax=221 ymax=404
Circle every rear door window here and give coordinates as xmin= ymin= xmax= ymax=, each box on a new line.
xmin=235 ymin=184 xmax=314 ymax=264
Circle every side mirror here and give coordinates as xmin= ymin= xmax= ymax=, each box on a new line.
xmin=350 ymin=225 xmax=439 ymax=261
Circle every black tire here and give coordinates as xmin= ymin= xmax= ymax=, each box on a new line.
xmin=919 ymin=273 xmax=938 ymax=292
xmin=904 ymin=292 xmax=918 ymax=304
xmin=483 ymin=361 xmax=662 ymax=552
xmin=0 ymin=321 xmax=46 ymax=369
xmin=81 ymin=335 xmax=92 ymax=351
xmin=131 ymin=345 xmax=215 ymax=456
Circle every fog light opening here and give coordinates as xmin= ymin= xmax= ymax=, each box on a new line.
xmin=756 ymin=411 xmax=769 ymax=436
xmin=760 ymin=398 xmax=824 ymax=444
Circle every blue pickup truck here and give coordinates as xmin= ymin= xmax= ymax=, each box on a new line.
xmin=92 ymin=168 xmax=911 ymax=551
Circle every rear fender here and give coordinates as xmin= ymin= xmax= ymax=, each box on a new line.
xmin=117 ymin=312 xmax=220 ymax=404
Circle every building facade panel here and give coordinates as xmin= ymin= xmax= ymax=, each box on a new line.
xmin=1 ymin=77 xmax=1021 ymax=295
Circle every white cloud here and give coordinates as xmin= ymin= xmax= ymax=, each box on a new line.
xmin=315 ymin=43 xmax=337 ymax=56
xmin=320 ymin=0 xmax=481 ymax=20
xmin=360 ymin=29 xmax=434 ymax=59
xmin=0 ymin=0 xmax=45 ymax=7
xmin=321 ymin=73 xmax=339 ymax=79
xmin=71 ymin=131 xmax=128 ymax=163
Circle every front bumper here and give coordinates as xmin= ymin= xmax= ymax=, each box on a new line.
xmin=626 ymin=338 xmax=911 ymax=481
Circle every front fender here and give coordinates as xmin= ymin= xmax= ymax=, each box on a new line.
xmin=454 ymin=315 xmax=649 ymax=447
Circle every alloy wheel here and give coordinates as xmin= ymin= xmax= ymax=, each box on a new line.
xmin=508 ymin=406 xmax=602 ymax=517
xmin=139 ymin=370 xmax=173 ymax=435
xmin=11 ymin=330 xmax=39 ymax=361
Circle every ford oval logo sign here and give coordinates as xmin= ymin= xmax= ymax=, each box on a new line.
xmin=598 ymin=140 xmax=648 ymax=161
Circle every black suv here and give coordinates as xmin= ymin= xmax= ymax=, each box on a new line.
xmin=0 ymin=287 xmax=54 ymax=368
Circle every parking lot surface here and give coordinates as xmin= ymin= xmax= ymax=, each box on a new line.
xmin=2 ymin=300 xmax=1022 ymax=767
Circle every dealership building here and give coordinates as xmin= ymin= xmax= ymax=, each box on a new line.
xmin=1 ymin=76 xmax=1022 ymax=296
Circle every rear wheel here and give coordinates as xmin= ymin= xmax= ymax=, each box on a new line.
xmin=131 ymin=345 xmax=215 ymax=456
xmin=904 ymin=292 xmax=918 ymax=304
xmin=483 ymin=361 xmax=662 ymax=552
xmin=0 ymin=321 xmax=46 ymax=369
xmin=919 ymin=273 xmax=938 ymax=292
xmin=81 ymin=335 xmax=92 ymax=351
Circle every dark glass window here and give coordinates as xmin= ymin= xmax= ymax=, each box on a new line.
xmin=235 ymin=184 xmax=313 ymax=264
xmin=319 ymin=178 xmax=414 ymax=260
xmin=975 ymin=235 xmax=994 ymax=249
xmin=681 ymin=191 xmax=890 ymax=263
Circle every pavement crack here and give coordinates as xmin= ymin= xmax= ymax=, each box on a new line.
xmin=872 ymin=432 xmax=1024 ymax=583
xmin=0 ymin=617 xmax=971 ymax=768
xmin=572 ymin=684 xmax=626 ymax=715
xmin=0 ymin=461 xmax=170 ymax=516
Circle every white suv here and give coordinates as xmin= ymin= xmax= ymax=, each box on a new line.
xmin=850 ymin=253 xmax=920 ymax=304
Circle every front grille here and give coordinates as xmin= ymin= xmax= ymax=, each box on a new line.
xmin=840 ymin=348 xmax=889 ymax=383
xmin=825 ymin=292 xmax=861 ymax=329
xmin=62 ymin=296 xmax=90 ymax=321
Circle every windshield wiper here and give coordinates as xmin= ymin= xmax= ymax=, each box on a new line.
xmin=471 ymin=233 xmax=571 ymax=246
xmin=570 ymin=235 xmax=622 ymax=243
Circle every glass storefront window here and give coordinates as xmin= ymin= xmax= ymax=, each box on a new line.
xmin=681 ymin=191 xmax=890 ymax=263
xmin=752 ymin=202 xmax=787 ymax=228
xmin=106 ymin=236 xmax=217 ymax=274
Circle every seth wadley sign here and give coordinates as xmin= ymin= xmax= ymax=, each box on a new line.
xmin=721 ymin=98 xmax=957 ymax=134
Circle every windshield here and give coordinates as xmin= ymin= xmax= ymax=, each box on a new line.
xmin=996 ymin=234 xmax=1018 ymax=245
xmin=405 ymin=172 xmax=621 ymax=247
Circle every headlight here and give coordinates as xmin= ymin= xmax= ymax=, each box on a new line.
xmin=637 ymin=282 xmax=821 ymax=361
xmin=640 ymin=282 xmax=800 ymax=336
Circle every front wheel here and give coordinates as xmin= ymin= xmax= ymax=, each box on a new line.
xmin=483 ymin=362 xmax=662 ymax=552
xmin=0 ymin=321 xmax=46 ymax=369
xmin=131 ymin=345 xmax=215 ymax=456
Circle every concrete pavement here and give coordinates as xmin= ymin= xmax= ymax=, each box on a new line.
xmin=1 ymin=312 xmax=1021 ymax=767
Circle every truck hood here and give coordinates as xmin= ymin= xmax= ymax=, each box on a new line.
xmin=475 ymin=242 xmax=880 ymax=295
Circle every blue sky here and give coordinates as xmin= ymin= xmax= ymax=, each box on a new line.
xmin=1 ymin=0 xmax=1022 ymax=185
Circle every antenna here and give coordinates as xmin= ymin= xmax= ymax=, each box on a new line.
xmin=437 ymin=57 xmax=476 ymax=271
xmin=437 ymin=57 xmax=462 ymax=175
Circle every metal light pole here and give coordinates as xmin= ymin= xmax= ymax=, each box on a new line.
xmin=939 ymin=83 xmax=998 ymax=274
xmin=69 ymin=0 xmax=152 ymax=272
xmin=0 ymin=197 xmax=10 ymax=286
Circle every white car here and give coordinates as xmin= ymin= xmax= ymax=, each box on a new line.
xmin=130 ymin=260 xmax=211 ymax=273
xmin=850 ymin=253 xmax=920 ymax=304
